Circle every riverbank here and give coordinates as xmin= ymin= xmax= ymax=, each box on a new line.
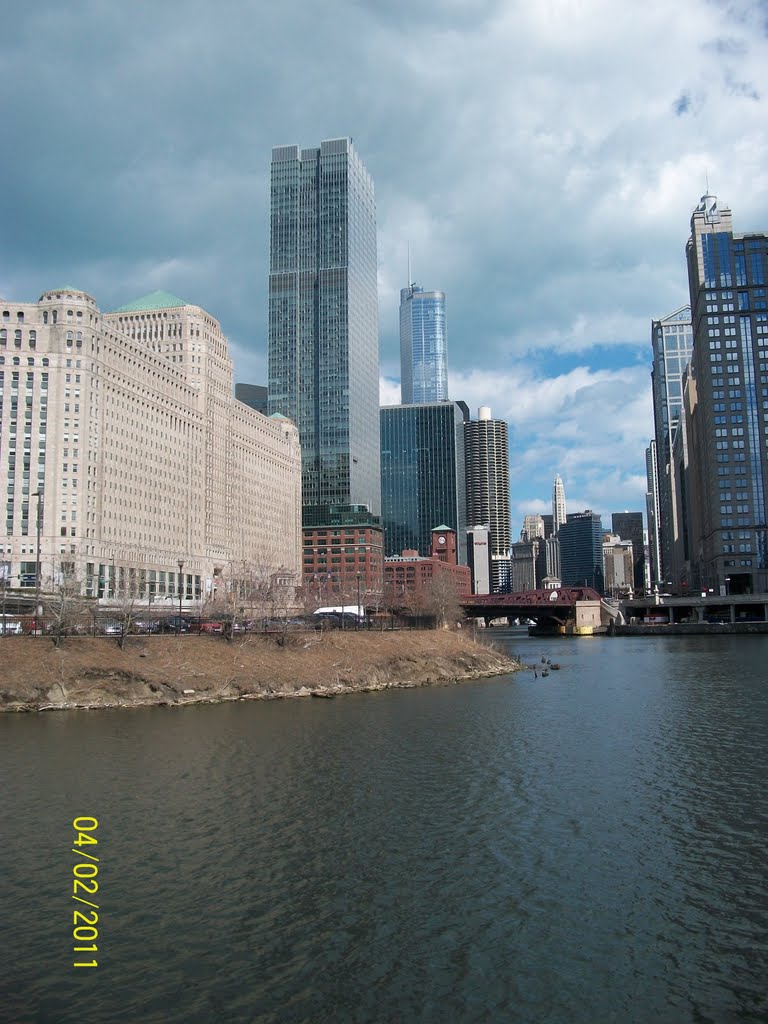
xmin=0 ymin=630 xmax=520 ymax=712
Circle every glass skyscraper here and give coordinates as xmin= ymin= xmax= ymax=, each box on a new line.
xmin=399 ymin=285 xmax=448 ymax=404
xmin=559 ymin=511 xmax=605 ymax=593
xmin=268 ymin=138 xmax=380 ymax=517
xmin=380 ymin=401 xmax=469 ymax=562
xmin=649 ymin=305 xmax=693 ymax=582
xmin=683 ymin=194 xmax=768 ymax=593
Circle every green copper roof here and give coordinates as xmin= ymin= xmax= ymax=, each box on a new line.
xmin=269 ymin=413 xmax=290 ymax=421
xmin=433 ymin=524 xmax=453 ymax=532
xmin=110 ymin=290 xmax=188 ymax=313
xmin=50 ymin=285 xmax=82 ymax=293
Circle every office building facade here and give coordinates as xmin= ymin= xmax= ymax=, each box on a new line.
xmin=603 ymin=534 xmax=635 ymax=596
xmin=521 ymin=514 xmax=545 ymax=541
xmin=399 ymin=284 xmax=448 ymax=404
xmin=611 ymin=511 xmax=645 ymax=591
xmin=685 ymin=194 xmax=768 ymax=594
xmin=645 ymin=440 xmax=661 ymax=587
xmin=268 ymin=138 xmax=380 ymax=517
xmin=558 ymin=511 xmax=604 ymax=593
xmin=464 ymin=406 xmax=511 ymax=592
xmin=466 ymin=524 xmax=492 ymax=595
xmin=235 ymin=383 xmax=268 ymax=416
xmin=301 ymin=505 xmax=384 ymax=604
xmin=385 ymin=527 xmax=470 ymax=610
xmin=650 ymin=305 xmax=693 ymax=583
xmin=380 ymin=400 xmax=468 ymax=563
xmin=0 ymin=287 xmax=302 ymax=604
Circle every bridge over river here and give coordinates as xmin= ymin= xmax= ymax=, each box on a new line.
xmin=461 ymin=587 xmax=612 ymax=635
xmin=461 ymin=588 xmax=768 ymax=635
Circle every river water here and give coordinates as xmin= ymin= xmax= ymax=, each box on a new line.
xmin=3 ymin=631 xmax=767 ymax=1023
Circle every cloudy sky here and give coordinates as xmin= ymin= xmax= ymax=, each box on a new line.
xmin=3 ymin=0 xmax=768 ymax=529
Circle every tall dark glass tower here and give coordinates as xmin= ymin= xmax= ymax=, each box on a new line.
xmin=268 ymin=138 xmax=380 ymax=518
xmin=559 ymin=511 xmax=604 ymax=593
xmin=649 ymin=305 xmax=693 ymax=584
xmin=684 ymin=194 xmax=768 ymax=593
xmin=399 ymin=284 xmax=448 ymax=404
xmin=380 ymin=401 xmax=468 ymax=562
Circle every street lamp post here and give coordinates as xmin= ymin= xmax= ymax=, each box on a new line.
xmin=33 ymin=490 xmax=43 ymax=635
xmin=356 ymin=572 xmax=361 ymax=631
xmin=1 ymin=571 xmax=9 ymax=635
xmin=177 ymin=560 xmax=185 ymax=635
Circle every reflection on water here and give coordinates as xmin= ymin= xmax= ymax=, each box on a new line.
xmin=3 ymin=633 xmax=768 ymax=1023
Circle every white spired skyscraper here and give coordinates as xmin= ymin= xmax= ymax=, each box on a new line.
xmin=268 ymin=138 xmax=380 ymax=518
xmin=552 ymin=474 xmax=567 ymax=533
xmin=399 ymin=283 xmax=448 ymax=404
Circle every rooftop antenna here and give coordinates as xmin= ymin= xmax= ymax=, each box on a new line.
xmin=407 ymin=242 xmax=412 ymax=289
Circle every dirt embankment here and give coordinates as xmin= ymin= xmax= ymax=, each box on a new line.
xmin=0 ymin=630 xmax=520 ymax=712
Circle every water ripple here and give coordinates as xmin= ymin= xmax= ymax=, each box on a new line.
xmin=2 ymin=634 xmax=767 ymax=1022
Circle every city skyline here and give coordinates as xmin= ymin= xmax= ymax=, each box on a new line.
xmin=2 ymin=1 xmax=768 ymax=521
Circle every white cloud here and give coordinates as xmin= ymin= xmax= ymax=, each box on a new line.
xmin=3 ymin=0 xmax=768 ymax=521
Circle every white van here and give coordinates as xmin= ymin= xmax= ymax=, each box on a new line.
xmin=0 ymin=615 xmax=23 ymax=635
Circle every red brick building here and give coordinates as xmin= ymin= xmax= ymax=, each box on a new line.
xmin=384 ymin=527 xmax=470 ymax=607
xmin=302 ymin=509 xmax=384 ymax=605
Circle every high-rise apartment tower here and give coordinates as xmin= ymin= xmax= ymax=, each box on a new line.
xmin=464 ymin=406 xmax=511 ymax=592
xmin=268 ymin=138 xmax=380 ymax=518
xmin=399 ymin=284 xmax=448 ymax=404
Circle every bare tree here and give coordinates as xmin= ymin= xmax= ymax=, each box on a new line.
xmin=111 ymin=576 xmax=145 ymax=649
xmin=213 ymin=559 xmax=298 ymax=639
xmin=422 ymin=571 xmax=464 ymax=630
xmin=44 ymin=564 xmax=89 ymax=647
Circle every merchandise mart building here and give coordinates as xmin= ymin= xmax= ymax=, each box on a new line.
xmin=0 ymin=287 xmax=303 ymax=606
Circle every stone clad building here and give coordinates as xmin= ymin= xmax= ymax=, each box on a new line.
xmin=0 ymin=287 xmax=302 ymax=607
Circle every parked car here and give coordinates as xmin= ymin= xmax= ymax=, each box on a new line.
xmin=97 ymin=619 xmax=124 ymax=635
xmin=161 ymin=616 xmax=191 ymax=633
xmin=0 ymin=616 xmax=24 ymax=635
xmin=198 ymin=620 xmax=224 ymax=634
xmin=133 ymin=618 xmax=164 ymax=634
xmin=313 ymin=612 xmax=361 ymax=630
